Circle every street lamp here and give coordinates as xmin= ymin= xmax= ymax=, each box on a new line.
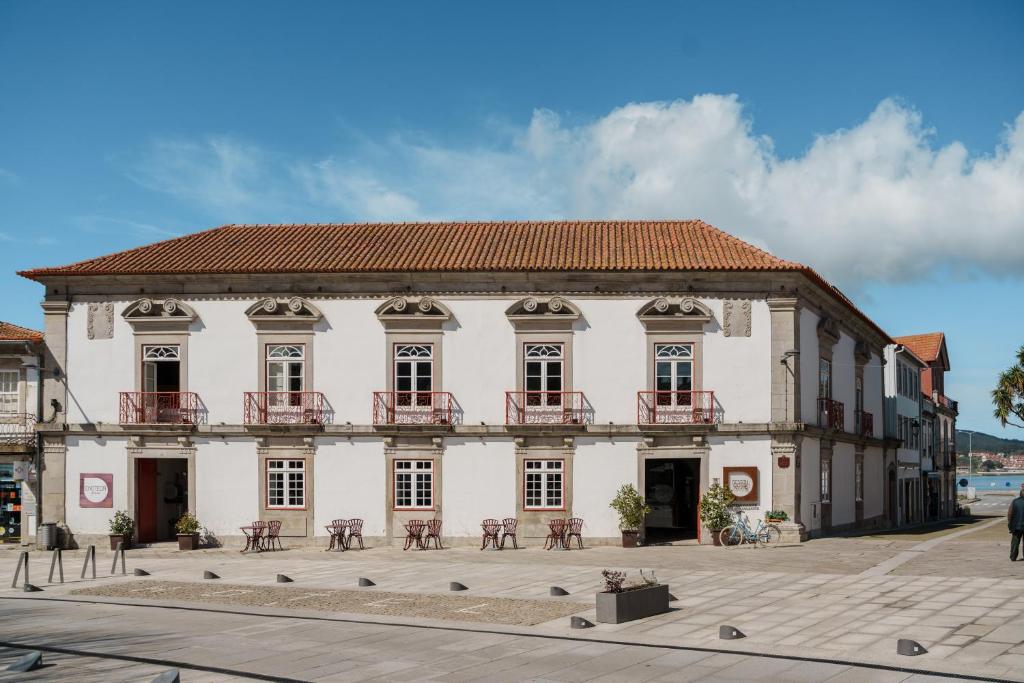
xmin=959 ymin=429 xmax=980 ymax=480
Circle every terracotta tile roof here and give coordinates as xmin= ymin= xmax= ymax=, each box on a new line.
xmin=0 ymin=321 xmax=42 ymax=343
xmin=17 ymin=220 xmax=891 ymax=341
xmin=893 ymin=332 xmax=945 ymax=363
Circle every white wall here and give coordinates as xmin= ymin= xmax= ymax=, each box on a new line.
xmin=800 ymin=436 xmax=821 ymax=532
xmin=708 ymin=435 xmax=773 ymax=522
xmin=863 ymin=446 xmax=884 ymax=519
xmin=64 ymin=436 xmax=130 ymax=533
xmin=831 ymin=442 xmax=856 ymax=526
xmin=572 ymin=438 xmax=639 ymax=538
xmin=864 ymin=352 xmax=884 ymax=438
xmin=194 ymin=438 xmax=258 ymax=536
xmin=799 ymin=308 xmax=820 ymax=421
xmin=314 ymin=438 xmax=387 ymax=537
xmin=441 ymin=438 xmax=516 ymax=537
xmin=834 ymin=332 xmax=856 ymax=433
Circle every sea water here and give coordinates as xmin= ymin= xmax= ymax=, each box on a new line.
xmin=958 ymin=474 xmax=1024 ymax=490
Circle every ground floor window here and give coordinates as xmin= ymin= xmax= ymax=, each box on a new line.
xmin=267 ymin=459 xmax=305 ymax=509
xmin=820 ymin=460 xmax=831 ymax=503
xmin=524 ymin=460 xmax=563 ymax=510
xmin=394 ymin=460 xmax=433 ymax=509
xmin=855 ymin=460 xmax=864 ymax=502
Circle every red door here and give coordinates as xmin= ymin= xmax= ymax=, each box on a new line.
xmin=137 ymin=459 xmax=157 ymax=543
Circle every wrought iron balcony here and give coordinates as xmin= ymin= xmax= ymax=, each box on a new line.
xmin=818 ymin=397 xmax=845 ymax=431
xmin=854 ymin=409 xmax=874 ymax=437
xmin=119 ymin=392 xmax=201 ymax=425
xmin=373 ymin=391 xmax=456 ymax=425
xmin=505 ymin=391 xmax=592 ymax=425
xmin=637 ymin=391 xmax=717 ymax=425
xmin=244 ymin=391 xmax=325 ymax=425
xmin=0 ymin=412 xmax=35 ymax=446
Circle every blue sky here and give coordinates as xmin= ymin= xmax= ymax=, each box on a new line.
xmin=1 ymin=2 xmax=1022 ymax=435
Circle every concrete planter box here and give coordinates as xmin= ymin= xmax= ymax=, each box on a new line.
xmin=596 ymin=584 xmax=670 ymax=624
xmin=177 ymin=533 xmax=200 ymax=551
xmin=108 ymin=534 xmax=130 ymax=551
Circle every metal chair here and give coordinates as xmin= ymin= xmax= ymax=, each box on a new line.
xmin=424 ymin=519 xmax=444 ymax=549
xmin=566 ymin=517 xmax=584 ymax=549
xmin=500 ymin=517 xmax=519 ymax=549
xmin=544 ymin=518 xmax=566 ymax=550
xmin=325 ymin=518 xmax=347 ymax=551
xmin=403 ymin=520 xmax=425 ymax=550
xmin=266 ymin=520 xmax=284 ymax=551
xmin=347 ymin=518 xmax=364 ymax=550
xmin=480 ymin=519 xmax=500 ymax=550
xmin=251 ymin=520 xmax=269 ymax=552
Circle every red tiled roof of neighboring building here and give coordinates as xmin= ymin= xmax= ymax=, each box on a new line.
xmin=0 ymin=321 xmax=42 ymax=343
xmin=893 ymin=332 xmax=945 ymax=363
xmin=17 ymin=220 xmax=891 ymax=341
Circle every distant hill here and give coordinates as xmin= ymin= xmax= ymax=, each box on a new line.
xmin=957 ymin=431 xmax=1024 ymax=455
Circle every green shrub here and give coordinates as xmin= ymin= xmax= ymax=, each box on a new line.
xmin=174 ymin=512 xmax=201 ymax=535
xmin=699 ymin=483 xmax=735 ymax=531
xmin=765 ymin=509 xmax=789 ymax=521
xmin=108 ymin=510 xmax=134 ymax=536
xmin=609 ymin=484 xmax=652 ymax=531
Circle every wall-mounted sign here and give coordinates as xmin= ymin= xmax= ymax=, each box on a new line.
xmin=11 ymin=461 xmax=29 ymax=481
xmin=723 ymin=467 xmax=759 ymax=505
xmin=80 ymin=473 xmax=113 ymax=508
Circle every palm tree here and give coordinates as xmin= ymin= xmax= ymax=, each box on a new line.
xmin=993 ymin=345 xmax=1024 ymax=428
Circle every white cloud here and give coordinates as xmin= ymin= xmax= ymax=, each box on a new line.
xmin=125 ymin=96 xmax=1024 ymax=286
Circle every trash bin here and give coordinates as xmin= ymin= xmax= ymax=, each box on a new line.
xmin=39 ymin=522 xmax=57 ymax=550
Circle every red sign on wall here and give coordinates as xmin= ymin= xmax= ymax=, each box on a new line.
xmin=80 ymin=473 xmax=113 ymax=508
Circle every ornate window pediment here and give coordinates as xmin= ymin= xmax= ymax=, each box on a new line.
xmin=636 ymin=297 xmax=712 ymax=332
xmin=122 ymin=298 xmax=197 ymax=331
xmin=505 ymin=296 xmax=581 ymax=332
xmin=375 ymin=297 xmax=452 ymax=331
xmin=246 ymin=297 xmax=322 ymax=330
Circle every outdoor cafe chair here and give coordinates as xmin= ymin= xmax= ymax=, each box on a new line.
xmin=480 ymin=518 xmax=501 ymax=550
xmin=500 ymin=517 xmax=519 ymax=549
xmin=424 ymin=519 xmax=444 ymax=549
xmin=347 ymin=518 xmax=365 ymax=550
xmin=266 ymin=520 xmax=284 ymax=551
xmin=325 ymin=519 xmax=348 ymax=551
xmin=403 ymin=520 xmax=426 ymax=550
xmin=566 ymin=517 xmax=585 ymax=549
xmin=544 ymin=518 xmax=567 ymax=550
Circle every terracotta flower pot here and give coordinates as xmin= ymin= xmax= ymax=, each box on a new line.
xmin=621 ymin=530 xmax=639 ymax=548
xmin=109 ymin=533 xmax=130 ymax=551
xmin=711 ymin=530 xmax=723 ymax=546
xmin=177 ymin=533 xmax=200 ymax=551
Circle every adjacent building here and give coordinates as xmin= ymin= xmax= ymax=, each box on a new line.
xmin=19 ymin=220 xmax=897 ymax=548
xmin=0 ymin=321 xmax=42 ymax=544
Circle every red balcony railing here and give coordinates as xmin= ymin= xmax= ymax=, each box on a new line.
xmin=119 ymin=392 xmax=201 ymax=425
xmin=0 ymin=412 xmax=35 ymax=445
xmin=373 ymin=391 xmax=455 ymax=425
xmin=818 ymin=397 xmax=845 ymax=431
xmin=244 ymin=391 xmax=325 ymax=425
xmin=637 ymin=391 xmax=717 ymax=425
xmin=505 ymin=391 xmax=591 ymax=425
xmin=855 ymin=409 xmax=874 ymax=437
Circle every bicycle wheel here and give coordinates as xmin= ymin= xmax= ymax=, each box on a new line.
xmin=757 ymin=524 xmax=782 ymax=547
xmin=719 ymin=525 xmax=742 ymax=548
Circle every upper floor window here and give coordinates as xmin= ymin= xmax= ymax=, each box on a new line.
xmin=142 ymin=345 xmax=181 ymax=393
xmin=394 ymin=459 xmax=433 ymax=509
xmin=267 ymin=459 xmax=305 ymax=509
xmin=524 ymin=459 xmax=564 ymax=510
xmin=0 ymin=370 xmax=18 ymax=413
xmin=820 ymin=460 xmax=831 ymax=503
xmin=655 ymin=344 xmax=693 ymax=406
xmin=394 ymin=344 xmax=432 ymax=406
xmin=525 ymin=343 xmax=563 ymax=405
xmin=818 ymin=358 xmax=832 ymax=399
xmin=267 ymin=345 xmax=304 ymax=394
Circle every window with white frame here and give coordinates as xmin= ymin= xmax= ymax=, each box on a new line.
xmin=654 ymin=343 xmax=694 ymax=406
xmin=524 ymin=460 xmax=564 ymax=509
xmin=142 ymin=344 xmax=181 ymax=394
xmin=855 ymin=460 xmax=863 ymax=502
xmin=266 ymin=344 xmax=304 ymax=407
xmin=524 ymin=343 xmax=563 ymax=406
xmin=820 ymin=460 xmax=831 ymax=503
xmin=267 ymin=459 xmax=305 ymax=508
xmin=0 ymin=370 xmax=19 ymax=414
xmin=394 ymin=344 xmax=432 ymax=406
xmin=394 ymin=460 xmax=433 ymax=509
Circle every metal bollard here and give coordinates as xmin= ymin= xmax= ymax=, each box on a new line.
xmin=48 ymin=548 xmax=64 ymax=584
xmin=110 ymin=541 xmax=126 ymax=576
xmin=11 ymin=551 xmax=27 ymax=588
xmin=80 ymin=545 xmax=96 ymax=580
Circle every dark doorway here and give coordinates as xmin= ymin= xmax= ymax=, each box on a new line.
xmin=643 ymin=458 xmax=700 ymax=543
xmin=136 ymin=458 xmax=188 ymax=543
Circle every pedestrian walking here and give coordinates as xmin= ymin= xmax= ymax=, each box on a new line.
xmin=1009 ymin=483 xmax=1024 ymax=562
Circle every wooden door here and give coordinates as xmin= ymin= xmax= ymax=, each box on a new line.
xmin=137 ymin=459 xmax=157 ymax=543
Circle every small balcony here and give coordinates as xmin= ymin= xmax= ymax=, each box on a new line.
xmin=0 ymin=412 xmax=35 ymax=446
xmin=817 ymin=397 xmax=845 ymax=431
xmin=637 ymin=391 xmax=717 ymax=425
xmin=119 ymin=392 xmax=201 ymax=425
xmin=505 ymin=391 xmax=592 ymax=425
xmin=373 ymin=391 xmax=456 ymax=426
xmin=244 ymin=391 xmax=325 ymax=425
xmin=854 ymin=409 xmax=874 ymax=437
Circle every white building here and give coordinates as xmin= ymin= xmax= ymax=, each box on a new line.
xmin=884 ymin=343 xmax=926 ymax=526
xmin=0 ymin=321 xmax=42 ymax=545
xmin=19 ymin=220 xmax=895 ymax=548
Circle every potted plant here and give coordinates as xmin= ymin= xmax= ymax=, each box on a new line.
xmin=765 ymin=509 xmax=789 ymax=524
xmin=175 ymin=512 xmax=201 ymax=551
xmin=596 ymin=569 xmax=670 ymax=624
xmin=609 ymin=484 xmax=651 ymax=548
xmin=699 ymin=483 xmax=735 ymax=546
xmin=108 ymin=510 xmax=134 ymax=550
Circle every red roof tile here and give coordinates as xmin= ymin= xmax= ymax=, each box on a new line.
xmin=0 ymin=321 xmax=42 ymax=343
xmin=893 ymin=333 xmax=945 ymax=363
